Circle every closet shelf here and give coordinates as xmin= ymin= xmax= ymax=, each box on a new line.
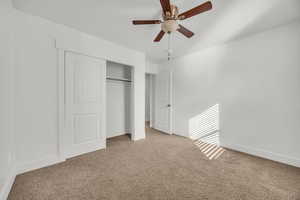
xmin=106 ymin=76 xmax=132 ymax=82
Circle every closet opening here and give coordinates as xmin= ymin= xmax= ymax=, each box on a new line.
xmin=106 ymin=61 xmax=133 ymax=142
xmin=145 ymin=73 xmax=155 ymax=128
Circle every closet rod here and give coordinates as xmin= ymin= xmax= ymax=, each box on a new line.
xmin=106 ymin=77 xmax=132 ymax=83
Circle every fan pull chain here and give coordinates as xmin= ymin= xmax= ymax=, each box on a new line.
xmin=167 ymin=33 xmax=171 ymax=61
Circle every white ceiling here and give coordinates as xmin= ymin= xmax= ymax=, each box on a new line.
xmin=13 ymin=0 xmax=300 ymax=62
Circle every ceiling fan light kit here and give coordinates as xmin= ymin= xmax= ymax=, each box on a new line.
xmin=132 ymin=0 xmax=212 ymax=60
xmin=161 ymin=20 xmax=179 ymax=33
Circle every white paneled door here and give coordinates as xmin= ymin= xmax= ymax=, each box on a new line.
xmin=65 ymin=52 xmax=106 ymax=158
xmin=154 ymin=70 xmax=172 ymax=134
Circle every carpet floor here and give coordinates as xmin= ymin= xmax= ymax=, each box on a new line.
xmin=9 ymin=127 xmax=300 ymax=200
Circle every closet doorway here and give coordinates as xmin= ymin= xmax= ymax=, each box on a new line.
xmin=106 ymin=61 xmax=133 ymax=139
xmin=145 ymin=74 xmax=155 ymax=128
xmin=57 ymin=40 xmax=145 ymax=160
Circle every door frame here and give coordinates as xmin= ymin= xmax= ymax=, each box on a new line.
xmin=149 ymin=74 xmax=154 ymax=128
xmin=56 ymin=39 xmax=143 ymax=159
xmin=169 ymin=71 xmax=173 ymax=134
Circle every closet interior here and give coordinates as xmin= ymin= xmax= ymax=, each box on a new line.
xmin=106 ymin=61 xmax=133 ymax=139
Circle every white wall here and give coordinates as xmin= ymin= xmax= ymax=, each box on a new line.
xmin=146 ymin=61 xmax=158 ymax=74
xmin=106 ymin=62 xmax=132 ymax=138
xmin=0 ymin=0 xmax=16 ymax=199
xmin=159 ymin=21 xmax=300 ymax=167
xmin=14 ymin=19 xmax=59 ymax=170
xmin=11 ymin=7 xmax=145 ymax=174
xmin=0 ymin=2 xmax=146 ymax=194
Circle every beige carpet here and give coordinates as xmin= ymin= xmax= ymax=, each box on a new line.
xmin=9 ymin=127 xmax=300 ymax=200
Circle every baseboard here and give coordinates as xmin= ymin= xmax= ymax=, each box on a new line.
xmin=221 ymin=141 xmax=300 ymax=168
xmin=16 ymin=155 xmax=66 ymax=175
xmin=132 ymin=136 xmax=145 ymax=141
xmin=107 ymin=132 xmax=130 ymax=139
xmin=66 ymin=141 xmax=106 ymax=159
xmin=0 ymin=164 xmax=16 ymax=200
xmin=132 ymin=134 xmax=146 ymax=141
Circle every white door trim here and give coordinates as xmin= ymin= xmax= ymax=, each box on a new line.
xmin=169 ymin=71 xmax=173 ymax=134
xmin=149 ymin=74 xmax=154 ymax=128
xmin=57 ymin=49 xmax=66 ymax=158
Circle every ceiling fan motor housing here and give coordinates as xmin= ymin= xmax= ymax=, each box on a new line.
xmin=163 ymin=4 xmax=179 ymax=19
xmin=161 ymin=4 xmax=179 ymax=33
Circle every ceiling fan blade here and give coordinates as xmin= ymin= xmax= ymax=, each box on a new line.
xmin=160 ymin=0 xmax=171 ymax=14
xmin=177 ymin=25 xmax=194 ymax=38
xmin=154 ymin=30 xmax=165 ymax=42
xmin=132 ymin=20 xmax=162 ymax=25
xmin=178 ymin=1 xmax=212 ymax=20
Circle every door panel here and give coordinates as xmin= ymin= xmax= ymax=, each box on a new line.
xmin=154 ymin=70 xmax=172 ymax=134
xmin=65 ymin=52 xmax=106 ymax=158
xmin=73 ymin=114 xmax=99 ymax=144
xmin=74 ymin=62 xmax=101 ymax=103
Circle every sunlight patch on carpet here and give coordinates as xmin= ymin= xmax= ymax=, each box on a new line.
xmin=194 ymin=139 xmax=225 ymax=160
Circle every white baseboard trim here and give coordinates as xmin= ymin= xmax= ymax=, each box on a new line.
xmin=221 ymin=141 xmax=300 ymax=168
xmin=0 ymin=165 xmax=16 ymax=200
xmin=175 ymin=132 xmax=188 ymax=138
xmin=107 ymin=132 xmax=130 ymax=139
xmin=16 ymin=155 xmax=66 ymax=175
xmin=132 ymin=136 xmax=145 ymax=141
xmin=66 ymin=142 xmax=105 ymax=159
xmin=132 ymin=133 xmax=146 ymax=141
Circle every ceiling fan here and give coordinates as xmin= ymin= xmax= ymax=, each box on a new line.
xmin=132 ymin=0 xmax=212 ymax=42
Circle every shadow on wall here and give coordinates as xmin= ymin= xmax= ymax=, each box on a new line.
xmin=189 ymin=104 xmax=225 ymax=159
